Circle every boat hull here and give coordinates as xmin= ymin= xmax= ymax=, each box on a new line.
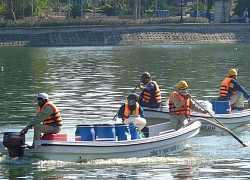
xmin=144 ymin=107 xmax=250 ymax=132
xmin=0 ymin=121 xmax=201 ymax=162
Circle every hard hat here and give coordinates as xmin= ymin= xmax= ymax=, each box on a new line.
xmin=127 ymin=93 xmax=139 ymax=106
xmin=141 ymin=72 xmax=151 ymax=80
xmin=178 ymin=81 xmax=188 ymax=90
xmin=36 ymin=93 xmax=49 ymax=100
xmin=229 ymin=69 xmax=237 ymax=76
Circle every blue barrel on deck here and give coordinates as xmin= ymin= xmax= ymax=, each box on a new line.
xmin=115 ymin=123 xmax=130 ymax=141
xmin=128 ymin=122 xmax=139 ymax=140
xmin=75 ymin=125 xmax=95 ymax=141
xmin=95 ymin=124 xmax=116 ymax=139
xmin=211 ymin=100 xmax=231 ymax=114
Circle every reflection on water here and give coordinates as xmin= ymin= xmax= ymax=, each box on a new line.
xmin=1 ymin=44 xmax=250 ymax=179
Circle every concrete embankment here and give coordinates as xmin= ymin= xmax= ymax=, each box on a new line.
xmin=0 ymin=24 xmax=250 ymax=47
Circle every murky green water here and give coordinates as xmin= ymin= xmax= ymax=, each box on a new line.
xmin=1 ymin=44 xmax=250 ymax=179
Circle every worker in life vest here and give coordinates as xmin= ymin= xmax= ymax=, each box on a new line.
xmin=21 ymin=93 xmax=62 ymax=148
xmin=137 ymin=72 xmax=162 ymax=108
xmin=219 ymin=69 xmax=250 ymax=111
xmin=118 ymin=93 xmax=146 ymax=130
xmin=169 ymin=81 xmax=208 ymax=130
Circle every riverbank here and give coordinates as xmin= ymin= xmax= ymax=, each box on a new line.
xmin=1 ymin=24 xmax=250 ymax=47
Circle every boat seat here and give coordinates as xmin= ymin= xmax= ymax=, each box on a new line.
xmin=159 ymin=129 xmax=176 ymax=135
xmin=41 ymin=133 xmax=67 ymax=141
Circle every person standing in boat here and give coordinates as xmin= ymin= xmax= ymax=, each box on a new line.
xmin=118 ymin=93 xmax=146 ymax=130
xmin=21 ymin=93 xmax=62 ymax=148
xmin=169 ymin=81 xmax=208 ymax=130
xmin=219 ymin=69 xmax=250 ymax=111
xmin=137 ymin=72 xmax=162 ymax=108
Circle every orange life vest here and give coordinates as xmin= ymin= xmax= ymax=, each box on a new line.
xmin=38 ymin=101 xmax=62 ymax=126
xmin=169 ymin=92 xmax=191 ymax=118
xmin=141 ymin=81 xmax=162 ymax=104
xmin=123 ymin=102 xmax=140 ymax=121
xmin=219 ymin=77 xmax=237 ymax=97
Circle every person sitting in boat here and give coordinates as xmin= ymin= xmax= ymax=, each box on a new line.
xmin=169 ymin=81 xmax=208 ymax=130
xmin=118 ymin=93 xmax=146 ymax=131
xmin=219 ymin=69 xmax=250 ymax=111
xmin=137 ymin=72 xmax=162 ymax=108
xmin=21 ymin=93 xmax=62 ymax=148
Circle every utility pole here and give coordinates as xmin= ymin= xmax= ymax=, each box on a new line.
xmin=22 ymin=0 xmax=25 ymax=19
xmin=134 ymin=0 xmax=138 ymax=20
xmin=196 ymin=0 xmax=199 ymax=18
xmin=207 ymin=0 xmax=211 ymax=23
xmin=122 ymin=0 xmax=124 ymax=19
xmin=180 ymin=0 xmax=183 ymax=22
xmin=81 ymin=0 xmax=83 ymax=18
xmin=31 ymin=0 xmax=34 ymax=18
xmin=155 ymin=0 xmax=158 ymax=17
xmin=138 ymin=0 xmax=141 ymax=19
xmin=68 ymin=0 xmax=70 ymax=18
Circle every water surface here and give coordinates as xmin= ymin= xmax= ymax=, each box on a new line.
xmin=1 ymin=44 xmax=250 ymax=179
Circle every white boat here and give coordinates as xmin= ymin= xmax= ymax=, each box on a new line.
xmin=0 ymin=120 xmax=201 ymax=162
xmin=143 ymin=104 xmax=250 ymax=132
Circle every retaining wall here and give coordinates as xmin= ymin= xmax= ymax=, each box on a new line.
xmin=0 ymin=24 xmax=250 ymax=47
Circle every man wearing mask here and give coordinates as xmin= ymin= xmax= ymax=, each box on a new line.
xmin=21 ymin=93 xmax=62 ymax=148
xmin=118 ymin=93 xmax=146 ymax=130
xmin=168 ymin=81 xmax=208 ymax=130
xmin=137 ymin=72 xmax=162 ymax=108
xmin=219 ymin=68 xmax=250 ymax=111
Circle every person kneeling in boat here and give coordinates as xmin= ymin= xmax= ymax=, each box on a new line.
xmin=118 ymin=93 xmax=146 ymax=131
xmin=169 ymin=81 xmax=208 ymax=130
xmin=137 ymin=72 xmax=162 ymax=108
xmin=219 ymin=68 xmax=250 ymax=111
xmin=21 ymin=93 xmax=62 ymax=148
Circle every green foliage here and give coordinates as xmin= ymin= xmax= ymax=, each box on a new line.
xmin=0 ymin=5 xmax=8 ymax=16
xmin=186 ymin=2 xmax=207 ymax=14
xmin=0 ymin=16 xmax=208 ymax=28
xmin=100 ymin=4 xmax=115 ymax=16
xmin=233 ymin=0 xmax=250 ymax=16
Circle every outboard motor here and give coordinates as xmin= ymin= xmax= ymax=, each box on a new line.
xmin=3 ymin=132 xmax=25 ymax=158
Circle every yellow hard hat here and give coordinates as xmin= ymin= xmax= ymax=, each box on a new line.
xmin=229 ymin=69 xmax=237 ymax=76
xmin=178 ymin=80 xmax=188 ymax=90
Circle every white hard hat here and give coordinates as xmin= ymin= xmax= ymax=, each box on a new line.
xmin=36 ymin=93 xmax=49 ymax=100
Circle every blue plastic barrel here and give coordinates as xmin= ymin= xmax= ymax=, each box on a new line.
xmin=95 ymin=124 xmax=116 ymax=139
xmin=128 ymin=122 xmax=139 ymax=140
xmin=75 ymin=125 xmax=95 ymax=141
xmin=214 ymin=101 xmax=231 ymax=114
xmin=115 ymin=123 xmax=130 ymax=141
xmin=209 ymin=100 xmax=216 ymax=112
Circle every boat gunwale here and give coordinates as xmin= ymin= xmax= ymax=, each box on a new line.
xmin=144 ymin=107 xmax=250 ymax=119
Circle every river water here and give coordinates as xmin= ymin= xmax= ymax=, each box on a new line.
xmin=1 ymin=44 xmax=250 ymax=179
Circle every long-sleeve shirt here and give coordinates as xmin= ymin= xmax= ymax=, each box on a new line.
xmin=139 ymin=81 xmax=160 ymax=108
xmin=172 ymin=94 xmax=205 ymax=113
xmin=229 ymin=79 xmax=250 ymax=99
xmin=27 ymin=106 xmax=53 ymax=126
